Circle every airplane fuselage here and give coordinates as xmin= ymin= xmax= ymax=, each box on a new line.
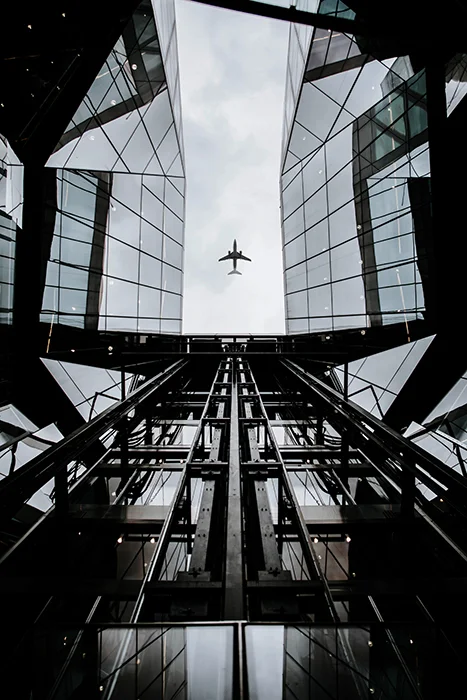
xmin=218 ymin=239 xmax=251 ymax=275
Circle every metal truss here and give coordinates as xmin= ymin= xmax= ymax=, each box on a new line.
xmin=1 ymin=353 xmax=467 ymax=698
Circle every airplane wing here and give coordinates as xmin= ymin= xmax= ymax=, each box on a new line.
xmin=218 ymin=253 xmax=233 ymax=262
xmin=237 ymin=253 xmax=251 ymax=262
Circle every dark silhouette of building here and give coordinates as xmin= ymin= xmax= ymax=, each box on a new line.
xmin=1 ymin=0 xmax=467 ymax=698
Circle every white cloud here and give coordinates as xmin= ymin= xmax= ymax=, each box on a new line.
xmin=175 ymin=0 xmax=288 ymax=334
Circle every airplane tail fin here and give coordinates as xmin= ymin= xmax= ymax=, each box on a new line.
xmin=228 ymin=270 xmax=242 ymax=276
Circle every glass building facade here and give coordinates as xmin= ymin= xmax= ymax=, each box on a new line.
xmin=0 ymin=135 xmax=23 ymax=324
xmin=281 ymin=0 xmax=432 ymax=334
xmin=40 ymin=0 xmax=185 ymax=334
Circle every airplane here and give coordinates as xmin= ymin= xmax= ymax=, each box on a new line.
xmin=218 ymin=239 xmax=251 ymax=275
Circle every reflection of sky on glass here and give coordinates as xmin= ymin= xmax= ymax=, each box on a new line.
xmin=282 ymin=19 xmax=431 ymax=334
xmin=41 ymin=0 xmax=185 ymax=334
xmin=335 ymin=335 xmax=434 ymax=417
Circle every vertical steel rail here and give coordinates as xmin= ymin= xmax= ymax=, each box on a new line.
xmin=130 ymin=360 xmax=228 ymax=621
xmin=224 ymin=357 xmax=245 ymax=620
xmin=188 ymin=362 xmax=229 ymax=574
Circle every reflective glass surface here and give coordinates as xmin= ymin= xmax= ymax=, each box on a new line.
xmin=0 ymin=134 xmax=23 ymax=324
xmin=41 ymin=0 xmax=184 ymax=334
xmin=42 ymin=358 xmax=133 ymax=421
xmin=334 ymin=336 xmax=434 ymax=417
xmin=281 ymin=4 xmax=432 ymax=333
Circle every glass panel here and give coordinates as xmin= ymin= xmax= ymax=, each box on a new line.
xmin=186 ymin=626 xmax=234 ymax=700
xmin=245 ymin=625 xmax=284 ymax=700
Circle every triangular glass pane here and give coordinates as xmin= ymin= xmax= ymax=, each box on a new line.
xmin=102 ymin=102 xmax=151 ymax=159
xmin=120 ymin=120 xmax=154 ymax=174
xmin=144 ymin=152 xmax=164 ymax=175
xmin=296 ymin=82 xmax=340 ymax=142
xmin=157 ymin=124 xmax=178 ymax=174
xmin=167 ymin=153 xmax=183 ymax=177
xmin=144 ymin=89 xmax=173 ymax=150
xmin=284 ymin=151 xmax=300 ymax=173
xmin=168 ymin=176 xmax=185 ymax=196
xmin=281 ymin=160 xmax=302 ymax=189
xmin=289 ymin=122 xmax=322 ymax=161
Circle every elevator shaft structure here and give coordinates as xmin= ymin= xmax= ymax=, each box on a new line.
xmin=1 ymin=352 xmax=467 ymax=698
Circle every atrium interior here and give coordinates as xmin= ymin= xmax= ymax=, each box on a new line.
xmin=1 ymin=1 xmax=467 ymax=698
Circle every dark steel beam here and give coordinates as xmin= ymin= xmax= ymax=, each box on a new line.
xmin=224 ymin=359 xmax=245 ymax=619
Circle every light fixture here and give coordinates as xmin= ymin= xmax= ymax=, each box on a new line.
xmin=136 ymin=658 xmax=141 ymax=665
xmin=357 ymin=224 xmax=362 ymax=230
xmin=346 ymin=536 xmax=351 ymax=543
xmin=318 ymin=169 xmax=323 ymax=174
xmin=71 ymin=306 xmax=76 ymax=311
xmin=132 ymin=63 xmax=138 ymax=70
xmin=62 ymin=12 xmax=66 ymax=17
xmin=440 ymin=498 xmax=444 ymax=503
xmin=27 ymin=24 xmax=32 ymax=29
xmin=318 ymin=554 xmax=322 ymax=559
xmin=117 ymin=536 xmax=123 ymax=544
xmin=108 ymin=346 xmax=113 ymax=351
xmin=368 ymin=640 xmax=373 ymax=647
xmin=361 ymin=330 xmax=366 ymax=336
xmin=0 ymin=104 xmax=4 ymax=108
xmin=71 ymin=349 xmax=75 ymax=353
xmin=111 ymin=99 xmax=117 ymax=106
xmin=313 ymin=537 xmax=319 ymax=543
xmin=100 ymin=687 xmax=104 ymax=692
xmin=78 ymin=532 xmax=81 ymax=535
xmin=150 ymin=537 xmax=156 ymax=544
xmin=409 ymin=639 xmax=414 ymax=644
xmin=370 ymin=688 xmax=375 ymax=695
xmin=111 ymin=491 xmax=116 ymax=497
xmin=325 ymin=335 xmax=330 ymax=340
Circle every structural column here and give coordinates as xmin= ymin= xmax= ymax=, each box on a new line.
xmin=224 ymin=358 xmax=244 ymax=619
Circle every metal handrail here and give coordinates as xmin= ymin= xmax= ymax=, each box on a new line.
xmin=0 ymin=359 xmax=187 ymax=518
xmin=282 ymin=358 xmax=467 ymax=503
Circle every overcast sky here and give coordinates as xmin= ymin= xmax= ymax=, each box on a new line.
xmin=176 ymin=0 xmax=289 ymax=335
